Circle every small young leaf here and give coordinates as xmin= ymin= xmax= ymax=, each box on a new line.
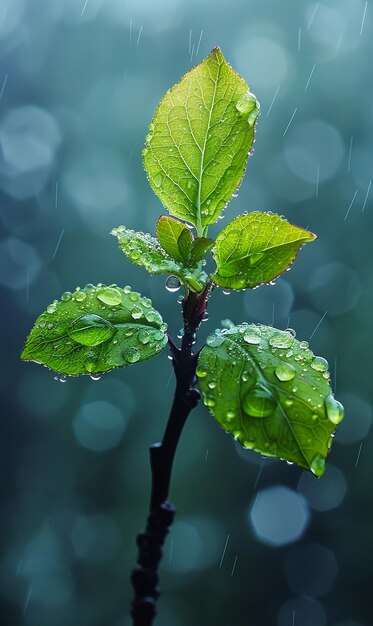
xmin=197 ymin=323 xmax=344 ymax=476
xmin=21 ymin=284 xmax=168 ymax=376
xmin=143 ymin=47 xmax=260 ymax=235
xmin=156 ymin=215 xmax=191 ymax=264
xmin=177 ymin=229 xmax=193 ymax=265
xmin=212 ymin=212 xmax=316 ymax=290
xmin=189 ymin=237 xmax=214 ymax=266
xmin=112 ymin=225 xmax=207 ymax=292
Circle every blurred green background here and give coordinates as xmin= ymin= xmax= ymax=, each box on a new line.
xmin=1 ymin=0 xmax=372 ymax=624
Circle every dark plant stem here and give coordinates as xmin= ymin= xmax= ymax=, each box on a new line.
xmin=130 ymin=284 xmax=211 ymax=626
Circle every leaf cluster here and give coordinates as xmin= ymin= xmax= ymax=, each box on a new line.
xmin=21 ymin=48 xmax=344 ymax=475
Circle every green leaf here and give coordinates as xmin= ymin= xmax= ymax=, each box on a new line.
xmin=212 ymin=212 xmax=316 ymax=290
xmin=143 ymin=47 xmax=260 ymax=235
xmin=177 ymin=229 xmax=193 ymax=265
xmin=189 ymin=237 xmax=214 ymax=265
xmin=156 ymin=215 xmax=192 ymax=264
xmin=112 ymin=225 xmax=207 ymax=292
xmin=197 ymin=324 xmax=344 ymax=476
xmin=21 ymin=284 xmax=168 ymax=376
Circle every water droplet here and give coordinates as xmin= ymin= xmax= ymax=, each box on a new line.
xmin=47 ymin=303 xmax=57 ymax=314
xmin=97 ymin=287 xmax=122 ymax=306
xmin=235 ymin=91 xmax=259 ymax=125
xmin=177 ymin=328 xmax=184 ymax=339
xmin=299 ymin=341 xmax=309 ymax=350
xmin=67 ymin=314 xmax=116 ymax=346
xmin=208 ymin=380 xmax=217 ymax=389
xmin=243 ymin=328 xmax=261 ymax=345
xmin=269 ymin=332 xmax=294 ymax=349
xmin=154 ymin=173 xmax=162 ymax=188
xmin=285 ymin=328 xmax=296 ymax=337
xmin=125 ymin=347 xmax=141 ymax=363
xmin=165 ymin=275 xmax=181 ymax=293
xmin=222 ymin=289 xmax=231 ymax=296
xmin=226 ymin=410 xmax=236 ymax=420
xmin=90 ymin=374 xmax=101 ymax=381
xmin=204 ymin=394 xmax=215 ymax=407
xmin=138 ymin=330 xmax=150 ymax=345
xmin=84 ymin=283 xmax=95 ymax=292
xmin=275 ymin=363 xmax=296 ymax=382
xmin=202 ymin=311 xmax=209 ymax=322
xmin=242 ymin=386 xmax=276 ymax=418
xmin=285 ymin=397 xmax=294 ymax=407
xmin=206 ymin=334 xmax=225 ymax=347
xmin=129 ymin=292 xmax=139 ymax=302
xmin=324 ymin=394 xmax=344 ymax=425
xmin=311 ymin=356 xmax=329 ymax=373
xmin=74 ymin=291 xmax=87 ymax=302
xmin=310 ymin=453 xmax=326 ymax=477
xmin=131 ymin=306 xmax=143 ymax=320
xmin=196 ymin=364 xmax=207 ymax=378
xmin=145 ymin=311 xmax=157 ymax=323
xmin=61 ymin=291 xmax=72 ymax=302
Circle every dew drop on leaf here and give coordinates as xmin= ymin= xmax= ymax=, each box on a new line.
xmin=204 ymin=394 xmax=216 ymax=407
xmin=165 ymin=275 xmax=181 ymax=293
xmin=90 ymin=374 xmax=102 ymax=381
xmin=324 ymin=394 xmax=344 ymax=425
xmin=125 ymin=347 xmax=141 ymax=363
xmin=310 ymin=356 xmax=329 ymax=372
xmin=47 ymin=304 xmax=57 ymax=314
xmin=96 ymin=287 xmax=123 ymax=306
xmin=74 ymin=291 xmax=87 ymax=302
xmin=310 ymin=453 xmax=326 ymax=477
xmin=196 ymin=364 xmax=207 ymax=378
xmin=138 ymin=330 xmax=150 ymax=345
xmin=275 ymin=363 xmax=296 ymax=382
xmin=242 ymin=386 xmax=276 ymax=418
xmin=243 ymin=328 xmax=261 ymax=345
xmin=269 ymin=331 xmax=294 ymax=349
xmin=67 ymin=314 xmax=116 ymax=346
xmin=131 ymin=306 xmax=143 ymax=320
xmin=206 ymin=334 xmax=225 ymax=347
xmin=61 ymin=291 xmax=72 ymax=302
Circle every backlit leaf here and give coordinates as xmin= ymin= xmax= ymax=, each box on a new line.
xmin=197 ymin=323 xmax=344 ymax=476
xmin=212 ymin=212 xmax=316 ymax=289
xmin=143 ymin=47 xmax=260 ymax=235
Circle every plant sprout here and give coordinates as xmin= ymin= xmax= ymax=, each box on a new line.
xmin=21 ymin=48 xmax=344 ymax=626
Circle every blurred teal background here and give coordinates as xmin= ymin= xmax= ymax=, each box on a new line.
xmin=1 ymin=0 xmax=372 ymax=624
